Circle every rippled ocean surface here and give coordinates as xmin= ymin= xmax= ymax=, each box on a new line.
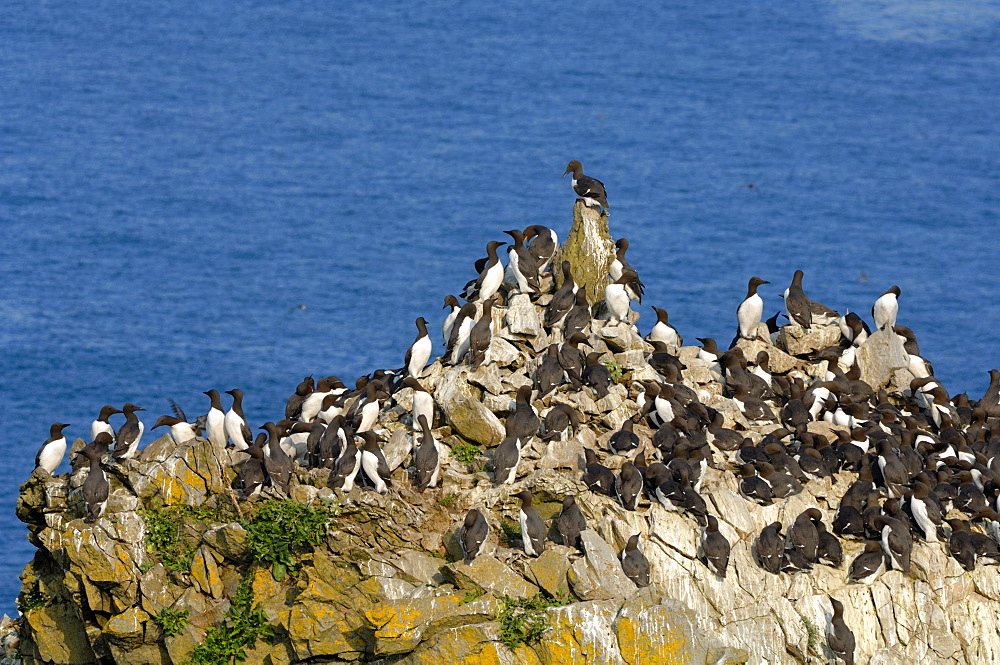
xmin=2 ymin=1 xmax=998 ymax=615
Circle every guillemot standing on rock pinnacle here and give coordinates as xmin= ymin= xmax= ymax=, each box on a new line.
xmin=35 ymin=422 xmax=71 ymax=475
xmin=872 ymin=285 xmax=901 ymax=331
xmin=459 ymin=509 xmax=490 ymax=563
xmin=80 ymin=446 xmax=109 ymax=523
xmin=90 ymin=405 xmax=119 ymax=444
xmin=515 ymin=490 xmax=546 ymax=557
xmin=621 ymin=534 xmax=651 ymax=587
xmin=404 ymin=317 xmax=432 ymax=379
xmin=224 ymin=389 xmax=252 ymax=450
xmin=112 ymin=403 xmax=145 ymax=462
xmin=563 ymin=160 xmax=609 ymax=210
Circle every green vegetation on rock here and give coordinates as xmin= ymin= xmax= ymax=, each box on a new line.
xmin=602 ymin=358 xmax=624 ymax=382
xmin=494 ymin=593 xmax=572 ymax=649
xmin=184 ymin=576 xmax=272 ymax=665
xmin=153 ymin=607 xmax=190 ymax=637
xmin=450 ymin=442 xmax=480 ymax=467
xmin=18 ymin=586 xmax=49 ymax=613
xmin=242 ymin=499 xmax=337 ymax=581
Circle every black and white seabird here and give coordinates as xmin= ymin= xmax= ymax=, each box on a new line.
xmin=35 ymin=422 xmax=71 ymax=475
xmin=504 ymin=229 xmax=541 ymax=296
xmin=359 ymin=430 xmax=391 ymax=494
xmin=784 ymin=270 xmax=813 ymax=328
xmin=492 ymin=434 xmax=522 ymax=486
xmin=827 ymin=597 xmax=856 ymax=665
xmin=224 ymin=389 xmax=252 ymax=450
xmin=872 ymin=286 xmax=901 ymax=331
xmin=442 ymin=295 xmax=461 ymax=345
xmin=873 ymin=514 xmax=911 ymax=572
xmin=787 ymin=508 xmax=821 ymax=564
xmin=523 ymin=224 xmax=558 ymax=273
xmin=615 ymin=461 xmax=643 ymax=511
xmin=583 ymin=352 xmax=613 ymax=399
xmin=466 ymin=241 xmax=507 ymax=303
xmin=299 ymin=377 xmax=339 ymax=423
xmin=329 ymin=428 xmax=362 ymax=492
xmin=402 ymin=377 xmax=434 ymax=433
xmin=507 ymin=385 xmax=540 ymax=443
xmin=446 ymin=303 xmax=478 ymax=365
xmin=405 ymin=317 xmax=432 ymax=378
xmin=608 ymin=418 xmax=640 ymax=455
xmin=353 ymin=380 xmax=384 ymax=433
xmin=559 ymin=333 xmax=588 ymax=389
xmin=609 ymin=239 xmax=644 ymax=301
xmin=112 ymin=403 xmax=145 ymax=461
xmin=756 ymin=521 xmax=784 ymax=574
xmin=563 ymin=289 xmax=592 ymax=339
xmin=515 ymin=490 xmax=546 ymax=557
xmin=285 ymin=376 xmax=314 ymax=422
xmin=152 ymin=415 xmax=197 ymax=446
xmin=541 ymin=403 xmax=579 ymax=442
xmin=848 ymin=541 xmax=885 ymax=584
xmin=605 ymin=269 xmax=642 ymax=323
xmin=80 ymin=446 xmax=109 ymax=523
xmin=583 ymin=448 xmax=616 ymax=496
xmin=536 ymin=345 xmax=565 ymax=397
xmin=646 ymin=307 xmax=681 ymax=347
xmin=701 ymin=515 xmax=731 ymax=578
xmin=90 ymin=405 xmax=119 ymax=444
xmin=413 ymin=414 xmax=440 ymax=490
xmin=545 ymin=262 xmax=577 ymax=329
xmin=469 ymin=297 xmax=499 ymax=369
xmin=556 ymin=495 xmax=587 ymax=550
xmin=459 ymin=508 xmax=490 ymax=563
xmin=203 ymin=390 xmax=227 ymax=449
xmin=236 ymin=442 xmax=268 ymax=498
xmin=735 ymin=276 xmax=769 ymax=342
xmin=562 ymin=160 xmax=609 ymax=210
xmin=621 ymin=534 xmax=651 ymax=587
xmin=261 ymin=422 xmax=294 ymax=494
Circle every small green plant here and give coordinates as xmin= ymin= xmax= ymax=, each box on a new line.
xmin=242 ymin=499 xmax=336 ymax=581
xmin=460 ymin=589 xmax=484 ymax=605
xmin=498 ymin=519 xmax=521 ymax=546
xmin=143 ymin=507 xmax=196 ymax=571
xmin=438 ymin=493 xmax=458 ymax=507
xmin=153 ymin=607 xmax=190 ymax=637
xmin=450 ymin=442 xmax=480 ymax=466
xmin=184 ymin=576 xmax=272 ymax=665
xmin=602 ymin=358 xmax=624 ymax=382
xmin=19 ymin=587 xmax=48 ymax=612
xmin=493 ymin=594 xmax=572 ymax=649
xmin=800 ymin=613 xmax=820 ymax=652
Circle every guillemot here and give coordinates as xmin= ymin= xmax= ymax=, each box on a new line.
xmin=35 ymin=422 xmax=71 ymax=475
xmin=621 ymin=534 xmax=650 ymax=587
xmin=562 ymin=160 xmax=609 ymax=210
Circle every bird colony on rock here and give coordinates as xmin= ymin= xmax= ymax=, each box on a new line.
xmin=30 ymin=162 xmax=1000 ymax=665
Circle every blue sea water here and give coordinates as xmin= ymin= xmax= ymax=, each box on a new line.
xmin=2 ymin=1 xmax=999 ymax=617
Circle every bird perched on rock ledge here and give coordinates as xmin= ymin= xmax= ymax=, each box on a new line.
xmin=563 ymin=160 xmax=609 ymax=210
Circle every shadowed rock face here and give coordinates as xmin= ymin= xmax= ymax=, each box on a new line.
xmin=10 ymin=214 xmax=1000 ymax=665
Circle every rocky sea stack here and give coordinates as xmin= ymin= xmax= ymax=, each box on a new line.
xmin=9 ymin=200 xmax=1000 ymax=664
